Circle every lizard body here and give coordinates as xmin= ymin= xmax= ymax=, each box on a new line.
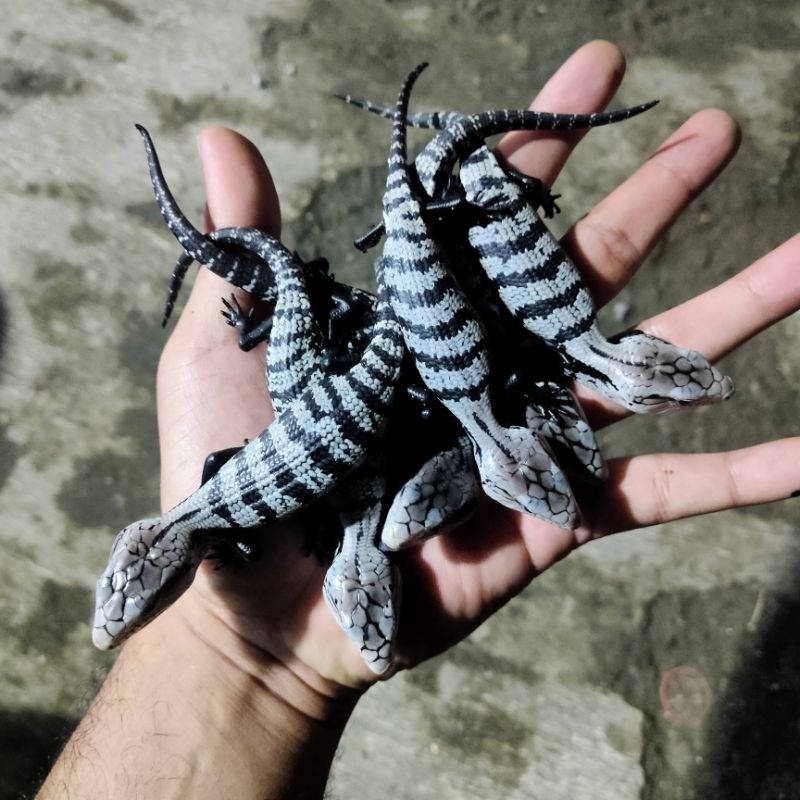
xmin=458 ymin=145 xmax=734 ymax=411
xmin=341 ymin=93 xmax=733 ymax=412
xmin=93 ymin=226 xmax=404 ymax=649
xmin=379 ymin=63 xmax=578 ymax=529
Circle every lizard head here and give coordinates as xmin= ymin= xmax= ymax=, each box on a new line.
xmin=92 ymin=518 xmax=209 ymax=649
xmin=606 ymin=330 xmax=735 ymax=412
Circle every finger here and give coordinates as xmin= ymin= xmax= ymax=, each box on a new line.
xmin=176 ymin=126 xmax=281 ymax=337
xmin=164 ymin=125 xmax=279 ymax=349
xmin=573 ymin=230 xmax=800 ymax=428
xmin=585 ymin=437 xmax=800 ymax=536
xmin=157 ymin=127 xmax=280 ymax=505
xmin=201 ymin=126 xmax=281 ymax=234
xmin=497 ymin=40 xmax=628 ymax=184
xmin=642 ymin=232 xmax=800 ymax=362
xmin=563 ymin=108 xmax=741 ymax=306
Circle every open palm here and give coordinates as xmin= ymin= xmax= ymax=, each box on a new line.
xmin=153 ymin=41 xmax=800 ymax=690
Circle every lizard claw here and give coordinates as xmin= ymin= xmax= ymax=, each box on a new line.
xmin=220 ymin=294 xmax=252 ymax=331
xmin=542 ymin=191 xmax=561 ymax=218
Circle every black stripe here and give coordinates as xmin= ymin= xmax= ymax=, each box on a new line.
xmin=549 ymin=312 xmax=596 ymax=344
xmin=385 ymin=226 xmax=435 ymax=246
xmin=564 ymin=353 xmax=614 ymax=386
xmin=470 ymin=413 xmax=514 ymax=460
xmin=388 ymin=273 xmax=455 ymax=308
xmin=207 ymin=501 xmax=241 ymax=526
xmin=399 ymin=305 xmax=478 ymax=342
xmin=486 ymin=245 xmax=564 ymax=287
xmin=471 ymin=219 xmax=551 ymax=261
xmin=411 ymin=336 xmax=485 ymax=373
xmin=433 ymin=379 xmax=488 ymax=403
xmin=515 ymin=280 xmax=584 ymax=319
xmin=342 ymin=368 xmax=393 ymax=417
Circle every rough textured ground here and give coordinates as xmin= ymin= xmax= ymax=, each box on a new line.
xmin=0 ymin=2 xmax=798 ymax=798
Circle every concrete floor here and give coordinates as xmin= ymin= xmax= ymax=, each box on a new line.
xmin=1 ymin=1 xmax=798 ymax=798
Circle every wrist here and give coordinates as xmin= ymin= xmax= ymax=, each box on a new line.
xmin=40 ymin=593 xmax=360 ymax=800
xmin=129 ymin=595 xmax=360 ymax=798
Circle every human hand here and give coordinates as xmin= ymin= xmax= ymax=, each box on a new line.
xmin=153 ymin=40 xmax=800 ymax=694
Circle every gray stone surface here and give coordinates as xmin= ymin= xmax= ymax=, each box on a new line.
xmin=0 ymin=1 xmax=798 ymax=798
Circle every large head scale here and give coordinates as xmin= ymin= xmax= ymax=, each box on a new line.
xmin=93 ymin=518 xmax=209 ymax=649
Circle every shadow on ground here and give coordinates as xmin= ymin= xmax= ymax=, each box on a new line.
xmin=580 ymin=535 xmax=800 ymax=800
xmin=694 ymin=569 xmax=800 ymax=799
xmin=0 ymin=709 xmax=74 ymax=800
xmin=0 ymin=290 xmax=6 ymax=373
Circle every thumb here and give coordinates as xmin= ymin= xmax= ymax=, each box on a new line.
xmin=201 ymin=125 xmax=281 ymax=234
xmin=157 ymin=127 xmax=280 ymax=506
xmin=175 ymin=126 xmax=281 ymax=338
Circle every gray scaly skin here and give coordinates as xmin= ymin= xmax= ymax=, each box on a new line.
xmin=379 ymin=62 xmax=578 ymax=529
xmin=93 ymin=230 xmax=404 ymax=650
xmin=339 ymin=92 xmax=654 ymax=476
xmin=341 ymin=94 xmax=733 ymax=412
xmin=520 ymin=381 xmax=606 ymax=477
xmin=379 ymin=249 xmax=593 ymax=547
xmin=335 ymin=94 xmax=658 ymax=247
xmin=321 ymin=462 xmax=399 ymax=674
xmin=457 ymin=145 xmax=735 ymax=412
xmin=438 ymin=232 xmax=607 ymax=481
xmin=380 ymin=432 xmax=477 ymax=551
xmin=210 ymin=227 xmax=401 ymax=675
xmin=137 ymin=104 xmax=585 ymax=546
xmin=346 ymin=70 xmax=603 ymax=527
xmin=136 ymin=124 xmax=484 ymax=555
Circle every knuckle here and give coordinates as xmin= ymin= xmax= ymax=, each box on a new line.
xmin=584 ymin=216 xmax=644 ymax=277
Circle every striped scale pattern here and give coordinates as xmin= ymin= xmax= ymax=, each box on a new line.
xmin=135 ymin=126 xmax=275 ymax=324
xmin=336 ymin=95 xmax=658 ymax=198
xmin=98 ymin=69 xmax=714 ymax=658
xmin=458 ymin=146 xmax=734 ymax=412
xmin=209 ymin=226 xmax=327 ymax=411
xmin=341 ymin=93 xmax=733 ymax=413
xmin=440 ymin=232 xmax=606 ymax=481
xmin=93 ymin=230 xmax=404 ymax=650
xmin=128 ymin=129 xmax=483 ymax=667
xmin=380 ymin=63 xmax=578 ymax=528
xmin=214 ymin=229 xmax=401 ymax=675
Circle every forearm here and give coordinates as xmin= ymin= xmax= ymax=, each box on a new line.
xmin=37 ymin=598 xmax=359 ymax=800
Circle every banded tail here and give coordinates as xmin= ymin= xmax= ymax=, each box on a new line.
xmin=136 ymin=125 xmax=277 ymax=324
xmin=380 ymin=64 xmax=578 ymax=528
xmin=336 ymin=89 xmax=658 ymax=194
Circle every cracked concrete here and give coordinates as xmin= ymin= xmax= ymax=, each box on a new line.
xmin=0 ymin=1 xmax=798 ymax=798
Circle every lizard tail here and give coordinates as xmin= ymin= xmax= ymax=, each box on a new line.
xmin=135 ymin=125 xmax=271 ymax=325
xmin=387 ymin=61 xmax=429 ymax=172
